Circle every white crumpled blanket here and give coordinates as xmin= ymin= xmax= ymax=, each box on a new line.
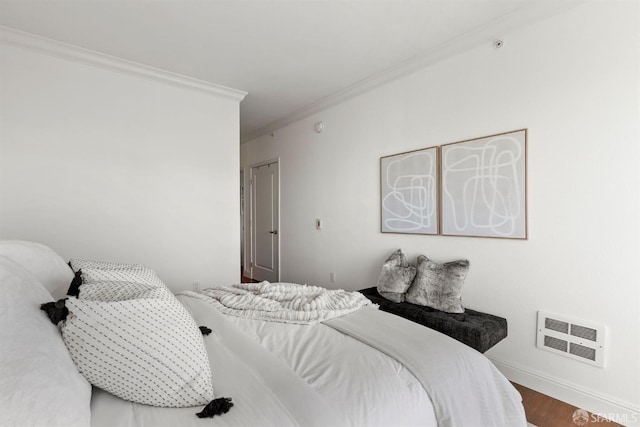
xmin=198 ymin=281 xmax=375 ymax=324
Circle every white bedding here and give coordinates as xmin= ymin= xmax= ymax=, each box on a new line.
xmin=0 ymin=240 xmax=525 ymax=427
xmin=91 ymin=290 xmax=526 ymax=427
xmin=0 ymin=255 xmax=92 ymax=427
xmin=216 ymin=301 xmax=437 ymax=426
xmin=91 ymin=291 xmax=438 ymax=427
xmin=326 ymin=307 xmax=527 ymax=427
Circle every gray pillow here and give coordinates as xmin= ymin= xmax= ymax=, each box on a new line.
xmin=405 ymin=255 xmax=469 ymax=313
xmin=376 ymin=249 xmax=417 ymax=303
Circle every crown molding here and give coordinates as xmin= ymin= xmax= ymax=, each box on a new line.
xmin=0 ymin=26 xmax=247 ymax=102
xmin=240 ymin=0 xmax=586 ymax=144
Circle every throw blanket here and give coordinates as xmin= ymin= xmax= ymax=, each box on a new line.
xmin=198 ymin=281 xmax=374 ymax=324
xmin=325 ymin=307 xmax=528 ymax=427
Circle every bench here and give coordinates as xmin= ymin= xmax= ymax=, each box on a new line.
xmin=359 ymin=287 xmax=508 ymax=353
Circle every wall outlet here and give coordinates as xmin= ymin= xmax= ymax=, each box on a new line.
xmin=330 ymin=272 xmax=335 ymax=283
xmin=192 ymin=280 xmax=201 ymax=292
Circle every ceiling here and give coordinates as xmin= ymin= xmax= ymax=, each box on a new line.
xmin=0 ymin=1 xmax=579 ymax=142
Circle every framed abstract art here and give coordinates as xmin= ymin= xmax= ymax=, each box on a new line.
xmin=380 ymin=146 xmax=439 ymax=235
xmin=440 ymin=129 xmax=527 ymax=239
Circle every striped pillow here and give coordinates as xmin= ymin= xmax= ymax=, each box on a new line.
xmin=81 ymin=266 xmax=165 ymax=287
xmin=78 ymin=267 xmax=166 ymax=301
xmin=77 ymin=281 xmax=168 ymax=302
xmin=68 ymin=259 xmax=144 ymax=272
xmin=61 ymin=294 xmax=215 ymax=407
xmin=67 ymin=259 xmax=148 ymax=297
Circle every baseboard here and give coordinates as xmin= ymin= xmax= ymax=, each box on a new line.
xmin=489 ymin=356 xmax=640 ymax=426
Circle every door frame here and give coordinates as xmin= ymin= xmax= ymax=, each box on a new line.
xmin=240 ymin=168 xmax=245 ymax=276
xmin=243 ymin=158 xmax=280 ymax=281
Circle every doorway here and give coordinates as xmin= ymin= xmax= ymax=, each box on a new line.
xmin=245 ymin=160 xmax=280 ymax=282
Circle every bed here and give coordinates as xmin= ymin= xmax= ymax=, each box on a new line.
xmin=0 ymin=240 xmax=527 ymax=427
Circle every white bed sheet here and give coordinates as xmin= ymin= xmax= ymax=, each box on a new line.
xmin=91 ymin=292 xmax=437 ymax=427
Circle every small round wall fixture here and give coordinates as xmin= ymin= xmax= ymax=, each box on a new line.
xmin=494 ymin=39 xmax=504 ymax=49
xmin=314 ymin=121 xmax=324 ymax=133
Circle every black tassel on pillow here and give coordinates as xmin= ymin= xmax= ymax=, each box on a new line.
xmin=67 ymin=269 xmax=83 ymax=296
xmin=196 ymin=397 xmax=233 ymax=418
xmin=40 ymin=298 xmax=69 ymax=325
xmin=199 ymin=326 xmax=212 ymax=336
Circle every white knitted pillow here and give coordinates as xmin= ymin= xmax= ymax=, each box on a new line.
xmin=61 ymin=295 xmax=215 ymax=407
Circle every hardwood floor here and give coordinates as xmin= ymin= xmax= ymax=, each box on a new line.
xmin=513 ymin=383 xmax=623 ymax=427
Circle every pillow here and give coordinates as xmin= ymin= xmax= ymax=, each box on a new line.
xmin=68 ymin=258 xmax=144 ymax=272
xmin=61 ymin=293 xmax=215 ymax=408
xmin=54 ymin=261 xmax=231 ymax=415
xmin=376 ymin=249 xmax=417 ymax=303
xmin=80 ymin=266 xmax=164 ymax=288
xmin=77 ymin=267 xmax=167 ymax=300
xmin=0 ymin=240 xmax=74 ymax=300
xmin=0 ymin=255 xmax=91 ymax=426
xmin=77 ymin=280 xmax=169 ymax=302
xmin=405 ymin=255 xmax=469 ymax=313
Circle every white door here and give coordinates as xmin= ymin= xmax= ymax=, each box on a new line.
xmin=250 ymin=161 xmax=279 ymax=282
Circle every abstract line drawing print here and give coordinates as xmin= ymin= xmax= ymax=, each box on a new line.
xmin=441 ymin=130 xmax=526 ymax=238
xmin=381 ymin=147 xmax=438 ymax=234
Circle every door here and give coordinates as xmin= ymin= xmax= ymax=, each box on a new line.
xmin=250 ymin=161 xmax=279 ymax=282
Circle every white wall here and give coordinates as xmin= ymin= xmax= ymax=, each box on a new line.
xmin=0 ymin=41 xmax=242 ymax=292
xmin=242 ymin=1 xmax=639 ymax=421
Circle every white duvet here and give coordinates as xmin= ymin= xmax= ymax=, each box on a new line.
xmin=91 ymin=292 xmax=436 ymax=427
xmin=90 ymin=290 xmax=525 ymax=427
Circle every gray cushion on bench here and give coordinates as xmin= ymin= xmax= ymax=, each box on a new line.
xmin=359 ymin=287 xmax=507 ymax=353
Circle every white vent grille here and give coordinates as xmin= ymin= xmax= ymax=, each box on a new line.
xmin=537 ymin=311 xmax=606 ymax=367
